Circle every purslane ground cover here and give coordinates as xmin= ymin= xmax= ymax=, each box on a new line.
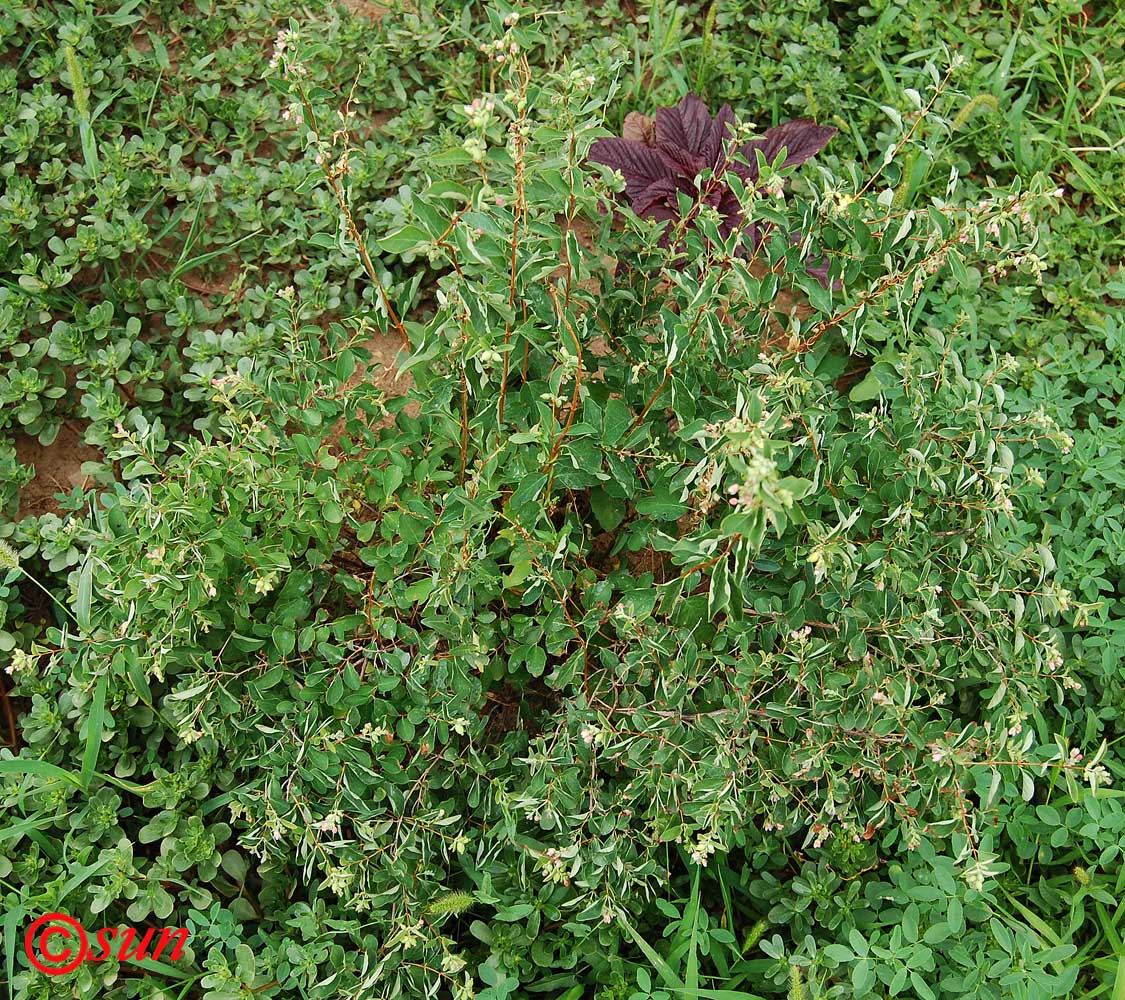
xmin=1 ymin=1 xmax=1124 ymax=998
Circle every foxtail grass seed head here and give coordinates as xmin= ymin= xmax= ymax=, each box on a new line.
xmin=63 ymin=44 xmax=89 ymax=119
xmin=425 ymin=891 xmax=475 ymax=918
xmin=0 ymin=539 xmax=20 ymax=572
xmin=788 ymin=964 xmax=806 ymax=1000
xmin=741 ymin=918 xmax=768 ymax=954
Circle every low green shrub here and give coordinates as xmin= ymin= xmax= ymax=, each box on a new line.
xmin=5 ymin=23 xmax=1112 ymax=998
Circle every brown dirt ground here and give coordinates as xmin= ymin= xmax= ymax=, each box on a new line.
xmin=14 ymin=423 xmax=102 ymax=521
xmin=335 ymin=330 xmax=419 ymax=442
xmin=359 ymin=332 xmax=415 ymax=405
xmin=339 ymin=0 xmax=389 ymax=19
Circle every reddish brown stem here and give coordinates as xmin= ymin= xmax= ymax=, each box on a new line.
xmin=624 ymin=366 xmax=672 ymax=439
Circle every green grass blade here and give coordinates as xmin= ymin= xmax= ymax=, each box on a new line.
xmin=75 ymin=555 xmax=93 ymax=632
xmin=81 ymin=672 xmax=108 ymax=790
xmin=673 ymin=989 xmax=770 ymax=999
xmin=4 ymin=906 xmax=22 ymax=1000
xmin=170 ymin=228 xmax=262 ymax=282
xmin=0 ymin=814 xmax=58 ymax=845
xmin=120 ymin=953 xmax=195 ymax=981
xmin=1111 ymin=957 xmax=1125 ymax=1000
xmin=686 ymin=866 xmax=701 ymax=995
xmin=0 ymin=757 xmax=84 ymax=789
xmin=619 ymin=915 xmax=685 ymax=991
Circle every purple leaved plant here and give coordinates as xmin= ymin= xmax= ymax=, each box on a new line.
xmin=589 ymin=94 xmax=836 ymax=281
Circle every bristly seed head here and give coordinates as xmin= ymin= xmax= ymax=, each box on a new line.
xmin=425 ymin=890 xmax=476 ymax=917
xmin=0 ymin=539 xmax=20 ymax=572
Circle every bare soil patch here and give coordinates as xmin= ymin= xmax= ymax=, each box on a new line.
xmin=326 ymin=328 xmax=420 ymax=453
xmin=14 ymin=424 xmax=102 ymax=521
xmin=339 ymin=0 xmax=389 ymax=20
xmin=356 ymin=331 xmax=419 ymax=426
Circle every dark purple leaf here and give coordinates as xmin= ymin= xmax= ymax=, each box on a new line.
xmin=632 ymin=177 xmax=679 ymax=216
xmin=588 ymin=138 xmax=676 ymax=202
xmin=653 ymin=94 xmax=716 ymax=159
xmin=653 ymin=142 xmax=706 ymax=177
xmin=735 ymin=120 xmax=837 ymax=181
xmin=588 ymin=94 xmax=836 ymax=275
